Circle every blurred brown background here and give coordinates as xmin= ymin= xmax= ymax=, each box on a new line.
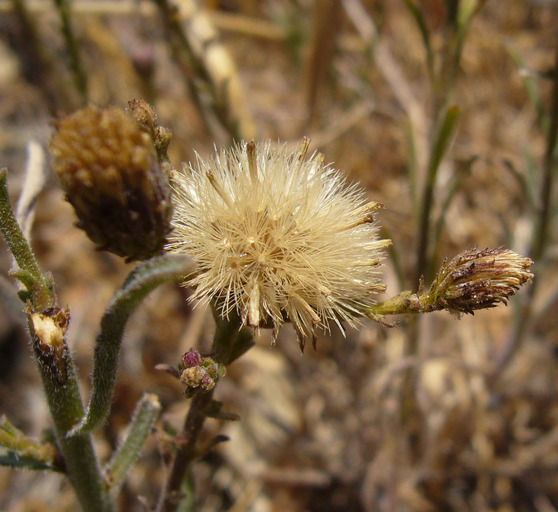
xmin=0 ymin=1 xmax=557 ymax=511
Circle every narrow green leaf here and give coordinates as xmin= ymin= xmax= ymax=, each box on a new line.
xmin=456 ymin=0 xmax=479 ymax=32
xmin=204 ymin=400 xmax=240 ymax=422
xmin=401 ymin=0 xmax=434 ymax=84
xmin=416 ymin=105 xmax=461 ymax=283
xmin=503 ymin=156 xmax=537 ymax=212
xmin=104 ymin=394 xmax=161 ymax=489
xmin=176 ymin=470 xmax=196 ymax=512
xmin=530 ymin=38 xmax=558 ymax=263
xmin=429 ymin=156 xmax=476 ymax=278
xmin=0 ymin=415 xmax=59 ymax=471
xmin=0 ymin=452 xmax=57 ymax=472
xmin=206 ymin=434 xmax=229 ymax=448
xmin=404 ymin=117 xmax=419 ymax=219
xmin=497 ymin=211 xmax=514 ymax=248
xmin=70 ymin=255 xmax=195 ymax=435
xmin=0 ymin=169 xmax=55 ymax=310
xmin=0 ymin=169 xmax=41 ymax=278
xmin=427 ymin=105 xmax=461 ymax=187
xmin=207 ymin=411 xmax=240 ymax=422
xmin=505 ymin=42 xmax=545 ymax=128
xmin=9 ymin=268 xmax=40 ymax=295
xmin=52 ymin=0 xmax=88 ymax=101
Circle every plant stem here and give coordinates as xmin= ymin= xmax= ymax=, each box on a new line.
xmin=1 ymin=170 xmax=113 ymax=511
xmin=52 ymin=0 xmax=88 ymax=102
xmin=72 ymin=255 xmax=195 ymax=435
xmin=29 ymin=311 xmax=114 ymax=512
xmin=414 ymin=105 xmax=460 ymax=286
xmin=159 ymin=313 xmax=252 ymax=512
xmin=159 ymin=388 xmax=215 ymax=512
xmin=530 ymin=35 xmax=558 ymax=265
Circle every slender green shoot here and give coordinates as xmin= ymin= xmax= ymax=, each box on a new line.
xmin=104 ymin=394 xmax=162 ymax=490
xmin=0 ymin=415 xmax=59 ymax=471
xmin=52 ymin=0 xmax=88 ymax=102
xmin=0 ymin=169 xmax=55 ymax=310
xmin=415 ymin=105 xmax=461 ymax=285
xmin=429 ymin=155 xmax=476 ymax=278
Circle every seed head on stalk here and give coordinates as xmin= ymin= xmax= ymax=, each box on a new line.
xmin=166 ymin=139 xmax=391 ymax=350
xmin=49 ymin=105 xmax=172 ymax=261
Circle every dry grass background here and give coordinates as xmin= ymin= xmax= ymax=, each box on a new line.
xmin=0 ymin=1 xmax=557 ymax=511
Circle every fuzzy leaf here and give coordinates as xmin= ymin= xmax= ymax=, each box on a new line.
xmin=0 ymin=169 xmax=55 ymax=310
xmin=104 ymin=394 xmax=161 ymax=489
xmin=70 ymin=255 xmax=194 ymax=435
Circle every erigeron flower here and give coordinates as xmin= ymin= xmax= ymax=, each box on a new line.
xmin=166 ymin=139 xmax=391 ymax=350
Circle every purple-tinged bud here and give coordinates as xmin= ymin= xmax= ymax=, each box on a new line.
xmin=180 ymin=348 xmax=201 ymax=369
xmin=199 ymin=373 xmax=215 ymax=392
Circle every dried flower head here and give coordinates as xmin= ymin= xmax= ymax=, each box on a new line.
xmin=126 ymin=99 xmax=172 ymax=162
xmin=167 ymin=139 xmax=391 ymax=350
xmin=49 ymin=105 xmax=172 ymax=261
xmin=425 ymin=247 xmax=534 ymax=315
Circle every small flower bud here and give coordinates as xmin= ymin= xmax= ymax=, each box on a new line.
xmin=180 ymin=366 xmax=207 ymax=388
xmin=126 ymin=99 xmax=159 ymax=139
xmin=426 ymin=248 xmax=534 ymax=315
xmin=177 ymin=351 xmax=225 ymax=396
xmin=203 ymin=361 xmax=226 ymax=380
xmin=180 ymin=348 xmax=201 ymax=369
xmin=199 ymin=373 xmax=215 ymax=392
xmin=126 ymin=99 xmax=172 ymax=162
xmin=49 ymin=105 xmax=172 ymax=261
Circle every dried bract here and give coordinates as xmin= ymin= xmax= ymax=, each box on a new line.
xmin=426 ymin=248 xmax=534 ymax=314
xmin=126 ymin=99 xmax=172 ymax=161
xmin=49 ymin=106 xmax=172 ymax=261
xmin=166 ymin=139 xmax=391 ymax=350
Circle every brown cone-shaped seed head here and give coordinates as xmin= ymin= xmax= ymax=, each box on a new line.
xmin=429 ymin=248 xmax=534 ymax=314
xmin=50 ymin=105 xmax=172 ymax=261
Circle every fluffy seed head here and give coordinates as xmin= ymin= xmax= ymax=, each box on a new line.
xmin=166 ymin=139 xmax=391 ymax=350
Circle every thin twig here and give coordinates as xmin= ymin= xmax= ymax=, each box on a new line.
xmin=52 ymin=0 xmax=88 ymax=102
xmin=158 ymin=388 xmax=215 ymax=512
xmin=159 ymin=313 xmax=253 ymax=512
